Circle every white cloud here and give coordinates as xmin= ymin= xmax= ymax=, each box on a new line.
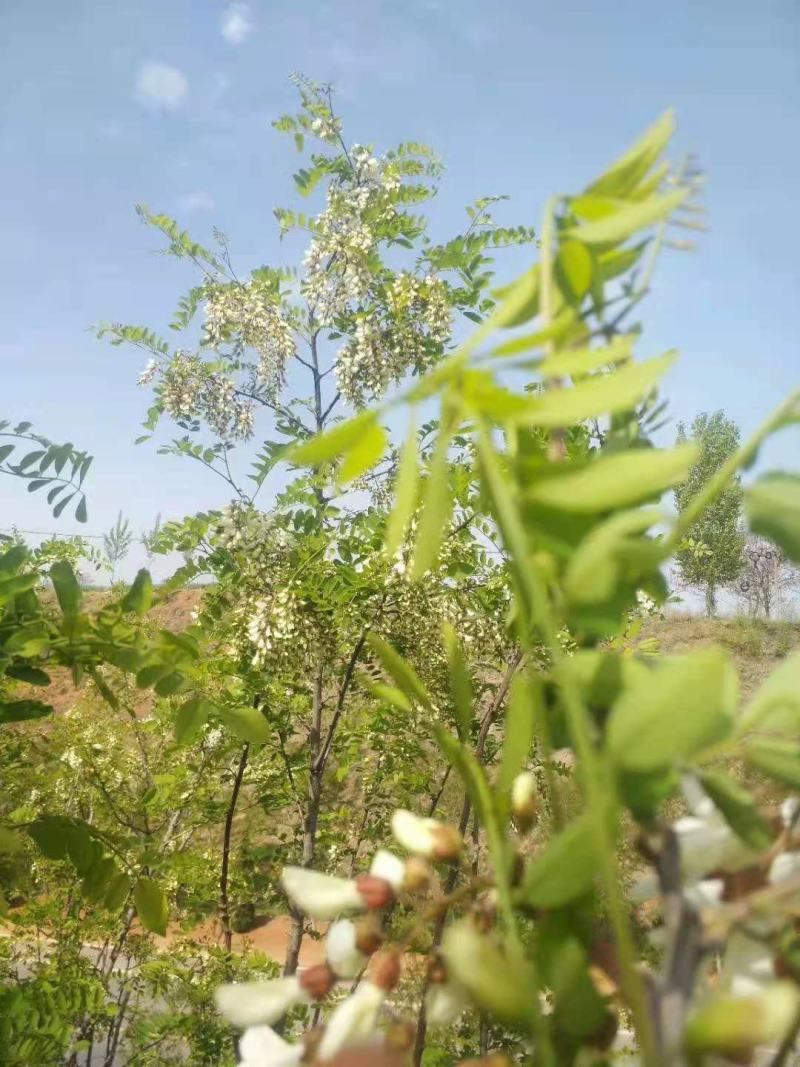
xmin=135 ymin=62 xmax=189 ymax=112
xmin=178 ymin=191 xmax=215 ymax=213
xmin=221 ymin=3 xmax=253 ymax=45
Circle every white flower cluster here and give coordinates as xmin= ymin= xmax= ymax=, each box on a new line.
xmin=215 ymin=504 xmax=333 ymax=671
xmin=204 ymin=282 xmax=296 ymax=392
xmin=215 ymin=810 xmax=464 ymax=1066
xmin=335 ymin=273 xmax=452 ymax=407
xmin=301 ymin=144 xmax=399 ymax=330
xmin=245 ymin=585 xmax=311 ymax=671
xmin=160 ymin=351 xmax=255 ymax=441
xmin=311 ymin=115 xmax=342 ymax=144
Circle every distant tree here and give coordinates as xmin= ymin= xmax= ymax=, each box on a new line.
xmin=736 ymin=535 xmax=799 ymax=619
xmin=102 ymin=511 xmax=133 ymax=581
xmin=140 ymin=513 xmax=162 ymax=568
xmin=674 ymin=410 xmax=744 ymax=615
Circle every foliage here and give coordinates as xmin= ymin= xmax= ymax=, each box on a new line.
xmin=208 ymin=105 xmax=800 ymax=1067
xmin=674 ymin=411 xmax=745 ymax=614
xmin=0 ymin=418 xmax=92 ymax=522
xmin=6 ymin=80 xmax=800 ymax=1067
xmin=102 ymin=510 xmax=134 ymax=581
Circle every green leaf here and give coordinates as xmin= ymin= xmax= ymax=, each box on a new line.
xmin=174 ymin=697 xmax=210 ymax=745
xmin=411 ymin=419 xmax=454 ymax=579
xmin=338 ymin=422 xmax=388 ymax=484
xmin=75 ymin=496 xmax=88 ymax=523
xmin=536 ymin=334 xmax=635 ymax=380
xmin=219 ymin=705 xmax=269 ymax=744
xmin=497 ymin=673 xmax=539 ymax=793
xmin=520 ymin=813 xmax=598 ymax=908
xmin=0 ymin=699 xmax=52 ymax=724
xmin=360 ymin=680 xmax=413 ymax=713
xmin=153 ymin=671 xmax=186 ymax=697
xmin=0 ymin=545 xmax=28 ymax=574
xmin=121 ymin=569 xmax=153 ymax=616
xmin=519 ymin=352 xmax=677 ymax=428
xmin=134 ymin=877 xmax=169 ymax=936
xmin=585 ymin=110 xmax=676 ymax=198
xmin=289 ymin=412 xmax=375 ymax=466
xmin=527 ymin=444 xmax=698 ymax=512
xmin=737 ymin=654 xmax=800 ymax=735
xmin=384 ymin=417 xmax=420 ymax=558
xmin=746 ymin=739 xmax=800 ymax=790
xmin=366 ymin=635 xmax=433 ymax=710
xmin=564 ymin=508 xmax=662 ymax=605
xmin=491 ymin=265 xmax=540 ymax=328
xmin=746 ymin=474 xmax=800 ymax=562
xmin=570 ymin=188 xmax=689 ymax=245
xmin=555 ymin=239 xmax=593 ymax=302
xmin=50 ymin=561 xmax=82 ymax=615
xmin=4 ymin=664 xmax=50 ymax=686
xmin=103 ymin=871 xmax=131 ymax=911
xmin=606 ymin=648 xmax=738 ymax=772
xmin=4 ymin=625 xmax=50 ymax=656
xmin=0 ymin=572 xmax=38 ymax=604
xmin=82 ymin=856 xmax=117 ymax=903
xmin=695 ymin=769 xmax=774 ymax=851
xmin=28 ymin=816 xmax=73 ymax=859
xmin=443 ymin=623 xmax=474 ymax=740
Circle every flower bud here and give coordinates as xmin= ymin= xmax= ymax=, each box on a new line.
xmin=299 ymin=962 xmax=337 ymax=1001
xmin=391 ymin=809 xmax=462 ymax=862
xmin=385 ymin=1020 xmax=415 ymax=1051
xmin=369 ymin=949 xmax=402 ymax=992
xmin=355 ymin=874 xmax=395 ymax=910
xmin=354 ymin=913 xmax=385 ymax=956
xmin=404 ymin=856 xmax=432 ymax=891
xmin=510 ymin=772 xmax=538 ymax=829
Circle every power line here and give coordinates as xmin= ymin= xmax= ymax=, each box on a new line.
xmin=0 ymin=527 xmax=105 ymax=540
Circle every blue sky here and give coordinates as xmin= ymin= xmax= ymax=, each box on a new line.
xmin=1 ymin=0 xmax=798 ymax=577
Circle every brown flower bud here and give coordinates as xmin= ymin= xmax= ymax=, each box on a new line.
xmin=370 ymin=948 xmax=402 ymax=991
xmin=385 ymin=1020 xmax=415 ymax=1051
xmin=298 ymin=961 xmax=336 ymax=1000
xmin=355 ymin=874 xmax=395 ymax=910
xmin=430 ymin=824 xmax=462 ymax=862
xmin=354 ymin=913 xmax=385 ymax=956
xmin=404 ymin=856 xmax=432 ymax=891
xmin=426 ymin=955 xmax=448 ymax=985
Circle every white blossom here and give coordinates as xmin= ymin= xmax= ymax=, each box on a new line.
xmin=214 ymin=976 xmax=307 ymax=1027
xmin=281 ymin=867 xmax=364 ymax=919
xmin=326 ymin=919 xmax=367 ymax=979
xmin=425 ymin=979 xmax=470 ymax=1027
xmin=316 ymin=981 xmax=385 ymax=1061
xmin=369 ymin=849 xmax=406 ymax=891
xmin=391 ymin=809 xmax=461 ymax=861
xmin=137 ymin=358 xmax=158 ymax=386
xmin=237 ymin=1025 xmax=303 ymax=1067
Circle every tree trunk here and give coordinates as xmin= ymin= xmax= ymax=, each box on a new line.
xmin=704 ymin=584 xmax=717 ymax=617
xmin=219 ymin=744 xmax=250 ymax=954
xmin=284 ymin=661 xmax=324 ymax=976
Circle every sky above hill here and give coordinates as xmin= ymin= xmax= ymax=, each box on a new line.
xmin=1 ymin=0 xmax=798 ymax=579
